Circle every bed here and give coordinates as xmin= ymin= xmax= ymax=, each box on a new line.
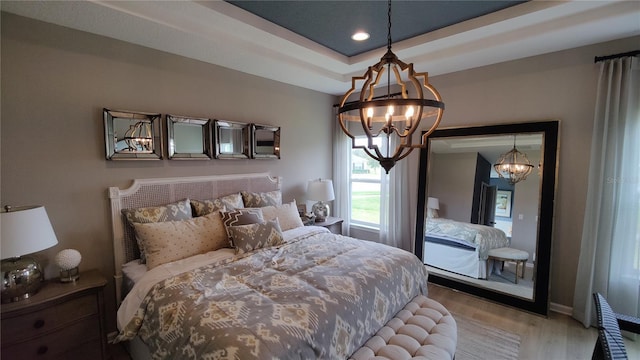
xmin=423 ymin=218 xmax=509 ymax=279
xmin=108 ymin=173 xmax=447 ymax=359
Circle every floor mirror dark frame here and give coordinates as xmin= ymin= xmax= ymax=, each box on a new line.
xmin=415 ymin=120 xmax=559 ymax=315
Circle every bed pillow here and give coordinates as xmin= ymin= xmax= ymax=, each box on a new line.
xmin=221 ymin=208 xmax=265 ymax=246
xmin=132 ymin=211 xmax=228 ymax=270
xmin=227 ymin=219 xmax=284 ymax=255
xmin=260 ymin=200 xmax=305 ymax=231
xmin=121 ymin=198 xmax=193 ymax=262
xmin=191 ymin=193 xmax=243 ymax=216
xmin=241 ymin=190 xmax=282 ymax=207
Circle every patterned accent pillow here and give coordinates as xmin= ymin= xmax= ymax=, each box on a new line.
xmin=132 ymin=211 xmax=229 ymax=270
xmin=260 ymin=200 xmax=305 ymax=231
xmin=227 ymin=219 xmax=284 ymax=255
xmin=241 ymin=190 xmax=282 ymax=207
xmin=191 ymin=193 xmax=243 ymax=216
xmin=121 ymin=199 xmax=192 ymax=262
xmin=221 ymin=208 xmax=264 ymax=246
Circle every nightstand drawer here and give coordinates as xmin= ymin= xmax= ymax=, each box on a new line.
xmin=1 ymin=314 xmax=101 ymax=360
xmin=1 ymin=294 xmax=98 ymax=345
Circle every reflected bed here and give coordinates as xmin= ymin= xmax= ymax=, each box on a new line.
xmin=424 ymin=218 xmax=509 ymax=279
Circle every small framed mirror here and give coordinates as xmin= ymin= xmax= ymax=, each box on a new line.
xmin=251 ymin=124 xmax=281 ymax=159
xmin=167 ymin=115 xmax=212 ymax=160
xmin=104 ymin=108 xmax=162 ymax=160
xmin=213 ymin=119 xmax=250 ymax=159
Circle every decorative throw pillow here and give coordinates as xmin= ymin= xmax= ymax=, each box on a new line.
xmin=132 ymin=211 xmax=228 ymax=270
xmin=221 ymin=208 xmax=265 ymax=246
xmin=241 ymin=190 xmax=282 ymax=207
xmin=260 ymin=200 xmax=305 ymax=231
xmin=121 ymin=198 xmax=192 ymax=262
xmin=227 ymin=219 xmax=284 ymax=255
xmin=191 ymin=193 xmax=243 ymax=216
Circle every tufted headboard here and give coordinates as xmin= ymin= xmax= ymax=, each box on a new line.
xmin=108 ymin=172 xmax=281 ymax=303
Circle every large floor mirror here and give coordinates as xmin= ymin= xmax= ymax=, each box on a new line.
xmin=415 ymin=121 xmax=559 ymax=315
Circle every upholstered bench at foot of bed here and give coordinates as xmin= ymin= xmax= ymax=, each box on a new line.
xmin=349 ymin=295 xmax=457 ymax=360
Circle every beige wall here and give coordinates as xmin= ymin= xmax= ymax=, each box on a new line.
xmin=1 ymin=13 xmax=334 ymax=331
xmin=429 ymin=152 xmax=477 ymax=221
xmin=409 ymin=35 xmax=640 ymax=308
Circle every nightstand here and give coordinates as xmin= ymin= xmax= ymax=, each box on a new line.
xmin=1 ymin=269 xmax=109 ymax=360
xmin=313 ymin=216 xmax=344 ymax=235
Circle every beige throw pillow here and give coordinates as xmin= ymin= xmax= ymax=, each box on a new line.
xmin=121 ymin=198 xmax=193 ymax=262
xmin=133 ymin=211 xmax=228 ymax=270
xmin=260 ymin=200 xmax=305 ymax=231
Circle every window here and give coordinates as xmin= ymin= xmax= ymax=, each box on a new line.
xmin=350 ymin=137 xmax=384 ymax=228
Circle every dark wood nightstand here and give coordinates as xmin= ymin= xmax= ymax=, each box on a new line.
xmin=313 ymin=216 xmax=344 ymax=235
xmin=1 ymin=269 xmax=109 ymax=360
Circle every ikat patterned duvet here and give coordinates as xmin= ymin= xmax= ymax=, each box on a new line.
xmin=115 ymin=227 xmax=428 ymax=359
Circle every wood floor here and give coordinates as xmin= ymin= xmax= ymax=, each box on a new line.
xmin=428 ymin=283 xmax=639 ymax=360
xmin=109 ymin=283 xmax=640 ymax=359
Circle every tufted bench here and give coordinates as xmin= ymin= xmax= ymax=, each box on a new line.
xmin=487 ymin=247 xmax=529 ymax=284
xmin=349 ymin=295 xmax=457 ymax=360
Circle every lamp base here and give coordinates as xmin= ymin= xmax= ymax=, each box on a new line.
xmin=59 ymin=267 xmax=80 ymax=283
xmin=312 ymin=201 xmax=330 ymax=222
xmin=1 ymin=256 xmax=44 ymax=303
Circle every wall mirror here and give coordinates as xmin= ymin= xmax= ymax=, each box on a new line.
xmin=104 ymin=108 xmax=162 ymax=160
xmin=251 ymin=124 xmax=281 ymax=159
xmin=167 ymin=115 xmax=212 ymax=160
xmin=214 ymin=119 xmax=250 ymax=159
xmin=415 ymin=121 xmax=559 ymax=315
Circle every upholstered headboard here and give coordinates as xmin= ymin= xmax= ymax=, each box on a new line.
xmin=108 ymin=173 xmax=281 ymax=303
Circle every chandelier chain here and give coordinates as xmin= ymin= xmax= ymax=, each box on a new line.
xmin=387 ymin=0 xmax=392 ymax=52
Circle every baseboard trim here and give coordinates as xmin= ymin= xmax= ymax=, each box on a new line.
xmin=550 ymin=302 xmax=573 ymax=316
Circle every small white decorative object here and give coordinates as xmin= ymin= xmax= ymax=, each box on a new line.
xmin=54 ymin=249 xmax=81 ymax=283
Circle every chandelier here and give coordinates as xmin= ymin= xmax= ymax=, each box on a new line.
xmin=494 ymin=136 xmax=534 ymax=184
xmin=123 ymin=121 xmax=153 ymax=152
xmin=337 ymin=0 xmax=444 ymax=173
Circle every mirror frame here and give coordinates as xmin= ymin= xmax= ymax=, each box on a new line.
xmin=167 ymin=115 xmax=212 ymax=160
xmin=213 ymin=119 xmax=250 ymax=159
xmin=415 ymin=120 xmax=559 ymax=315
xmin=251 ymin=124 xmax=281 ymax=159
xmin=104 ymin=108 xmax=162 ymax=160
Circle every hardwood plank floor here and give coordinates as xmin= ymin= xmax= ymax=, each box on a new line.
xmin=428 ymin=283 xmax=639 ymax=360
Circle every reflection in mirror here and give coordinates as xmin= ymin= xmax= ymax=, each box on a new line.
xmin=104 ymin=108 xmax=162 ymax=160
xmin=251 ymin=124 xmax=281 ymax=159
xmin=167 ymin=115 xmax=212 ymax=160
xmin=214 ymin=120 xmax=250 ymax=159
xmin=415 ymin=121 xmax=559 ymax=315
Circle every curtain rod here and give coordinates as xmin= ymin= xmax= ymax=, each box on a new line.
xmin=594 ymin=50 xmax=640 ymax=63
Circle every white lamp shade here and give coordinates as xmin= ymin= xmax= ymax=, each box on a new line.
xmin=1 ymin=206 xmax=59 ymax=259
xmin=307 ymin=179 xmax=335 ymax=202
xmin=427 ymin=197 xmax=440 ymax=210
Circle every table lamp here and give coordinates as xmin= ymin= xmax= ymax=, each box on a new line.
xmin=307 ymin=179 xmax=335 ymax=222
xmin=1 ymin=205 xmax=59 ymax=303
xmin=427 ymin=197 xmax=440 ymax=218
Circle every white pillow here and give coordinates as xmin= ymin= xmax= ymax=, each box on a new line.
xmin=260 ymin=200 xmax=305 ymax=231
xmin=133 ymin=211 xmax=228 ymax=270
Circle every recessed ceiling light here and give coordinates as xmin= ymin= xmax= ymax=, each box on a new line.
xmin=351 ymin=31 xmax=370 ymax=41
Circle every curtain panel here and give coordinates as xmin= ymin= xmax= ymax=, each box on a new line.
xmin=573 ymin=56 xmax=640 ymax=327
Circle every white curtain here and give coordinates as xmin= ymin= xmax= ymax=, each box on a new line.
xmin=333 ymin=110 xmax=351 ymax=236
xmin=379 ymin=139 xmax=413 ymax=250
xmin=572 ymin=56 xmax=640 ymax=327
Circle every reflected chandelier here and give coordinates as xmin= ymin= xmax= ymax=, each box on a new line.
xmin=337 ymin=0 xmax=444 ymax=173
xmin=494 ymin=136 xmax=534 ymax=185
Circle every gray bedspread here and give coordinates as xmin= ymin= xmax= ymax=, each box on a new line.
xmin=115 ymin=230 xmax=428 ymax=359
